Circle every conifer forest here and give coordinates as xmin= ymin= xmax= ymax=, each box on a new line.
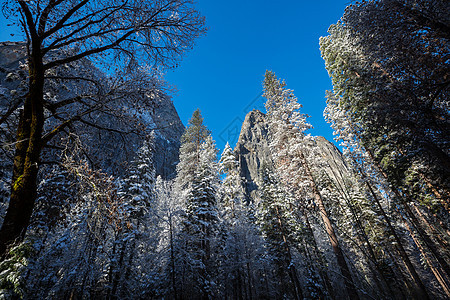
xmin=0 ymin=0 xmax=448 ymax=299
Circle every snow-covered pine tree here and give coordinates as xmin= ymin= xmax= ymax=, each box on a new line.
xmin=219 ymin=142 xmax=245 ymax=213
xmin=257 ymin=164 xmax=304 ymax=300
xmin=176 ymin=109 xmax=211 ymax=194
xmin=218 ymin=142 xmax=270 ymax=299
xmin=263 ymin=70 xmax=358 ymax=299
xmin=179 ymin=135 xmax=220 ymax=299
xmin=323 ymin=91 xmax=413 ymax=298
xmin=119 ymin=135 xmax=156 ymax=218
xmin=174 ymin=110 xmax=219 ymax=299
xmin=111 ymin=134 xmax=158 ymax=298
xmin=321 ymin=18 xmax=448 ymax=298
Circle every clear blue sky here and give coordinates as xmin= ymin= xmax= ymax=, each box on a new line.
xmin=0 ymin=1 xmax=351 ymax=151
xmin=165 ymin=0 xmax=350 ymax=150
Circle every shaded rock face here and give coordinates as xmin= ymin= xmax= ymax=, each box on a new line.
xmin=0 ymin=42 xmax=183 ymax=179
xmin=0 ymin=42 xmax=27 ymax=108
xmin=0 ymin=42 xmax=25 ymax=69
xmin=313 ymin=135 xmax=350 ymax=190
xmin=234 ymin=110 xmax=272 ymax=201
xmin=151 ymin=96 xmax=184 ymax=178
xmin=234 ymin=109 xmax=348 ymax=201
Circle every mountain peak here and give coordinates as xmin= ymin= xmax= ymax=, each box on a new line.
xmin=234 ymin=109 xmax=348 ymax=203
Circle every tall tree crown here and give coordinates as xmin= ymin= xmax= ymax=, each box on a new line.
xmin=181 ymin=108 xmax=211 ymax=145
xmin=176 ymin=109 xmax=211 ymax=192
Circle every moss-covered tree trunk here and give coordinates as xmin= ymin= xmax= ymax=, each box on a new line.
xmin=0 ymin=41 xmax=45 ymax=257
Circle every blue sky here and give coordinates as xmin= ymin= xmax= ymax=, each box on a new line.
xmin=165 ymin=0 xmax=350 ymax=150
xmin=0 ymin=1 xmax=350 ymax=151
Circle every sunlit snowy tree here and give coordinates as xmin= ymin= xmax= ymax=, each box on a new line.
xmin=218 ymin=142 xmax=271 ymax=299
xmin=0 ymin=0 xmax=206 ymax=257
xmin=321 ymin=4 xmax=450 ymax=296
xmin=263 ymin=70 xmax=359 ymax=299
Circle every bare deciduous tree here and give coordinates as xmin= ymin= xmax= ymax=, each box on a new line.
xmin=0 ymin=0 xmax=206 ymax=257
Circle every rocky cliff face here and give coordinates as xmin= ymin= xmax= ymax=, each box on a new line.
xmin=234 ymin=109 xmax=350 ymax=201
xmin=313 ymin=135 xmax=350 ymax=191
xmin=234 ymin=110 xmax=272 ymax=200
xmin=0 ymin=42 xmax=183 ymax=179
xmin=151 ymin=96 xmax=184 ymax=178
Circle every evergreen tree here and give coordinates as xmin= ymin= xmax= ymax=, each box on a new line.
xmin=263 ymin=70 xmax=359 ymax=299
xmin=257 ymin=164 xmax=304 ymax=300
xmin=112 ymin=135 xmax=158 ymax=298
xmin=218 ymin=142 xmax=270 ymax=299
xmin=179 ymin=136 xmax=219 ymax=299
xmin=23 ymin=136 xmax=159 ymax=299
xmin=0 ymin=0 xmax=206 ymax=257
xmin=119 ymin=135 xmax=156 ymax=219
xmin=176 ymin=109 xmax=211 ymax=193
xmin=321 ymin=4 xmax=450 ymax=296
xmin=174 ymin=110 xmax=219 ymax=299
xmin=324 ymin=91 xmax=423 ymax=298
xmin=219 ymin=142 xmax=245 ymax=211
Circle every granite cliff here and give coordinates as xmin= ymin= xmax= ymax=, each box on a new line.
xmin=234 ymin=109 xmax=350 ymax=201
xmin=0 ymin=42 xmax=183 ymax=179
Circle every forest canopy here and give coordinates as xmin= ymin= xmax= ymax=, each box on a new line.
xmin=0 ymin=0 xmax=448 ymax=299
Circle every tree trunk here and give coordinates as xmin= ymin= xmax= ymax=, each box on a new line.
xmin=324 ymin=156 xmax=393 ymax=296
xmin=274 ymin=205 xmax=303 ymax=300
xmin=384 ymin=243 xmax=412 ymax=299
xmin=300 ymin=152 xmax=359 ymax=300
xmin=402 ymin=200 xmax=450 ymax=279
xmin=411 ymin=203 xmax=449 ymax=251
xmin=246 ymin=261 xmax=253 ymax=300
xmin=111 ymin=239 xmax=127 ymax=299
xmin=403 ymin=217 xmax=450 ymax=298
xmin=366 ymin=147 xmax=450 ymax=279
xmin=169 ymin=215 xmax=178 ymax=300
xmin=0 ymin=42 xmax=45 ymax=257
xmin=302 ymin=209 xmax=334 ymax=298
xmin=365 ymin=182 xmax=430 ymax=300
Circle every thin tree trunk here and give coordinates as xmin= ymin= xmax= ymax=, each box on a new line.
xmin=80 ymin=217 xmax=102 ymax=298
xmin=411 ymin=203 xmax=449 ymax=251
xmin=246 ymin=261 xmax=253 ymax=300
xmin=169 ymin=215 xmax=178 ymax=300
xmin=0 ymin=42 xmax=45 ymax=257
xmin=323 ymin=156 xmax=393 ymax=297
xmin=402 ymin=200 xmax=450 ymax=279
xmin=300 ymin=152 xmax=359 ymax=300
xmin=122 ymin=220 xmax=141 ymax=298
xmin=365 ymin=182 xmax=430 ymax=300
xmin=366 ymin=147 xmax=450 ymax=280
xmin=107 ymin=234 xmax=118 ymax=300
xmin=111 ymin=239 xmax=127 ymax=299
xmin=302 ymin=209 xmax=334 ymax=298
xmin=237 ymin=268 xmax=244 ymax=300
xmin=274 ymin=205 xmax=303 ymax=300
xmin=403 ymin=217 xmax=450 ymax=298
xmin=384 ymin=244 xmax=413 ymax=299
